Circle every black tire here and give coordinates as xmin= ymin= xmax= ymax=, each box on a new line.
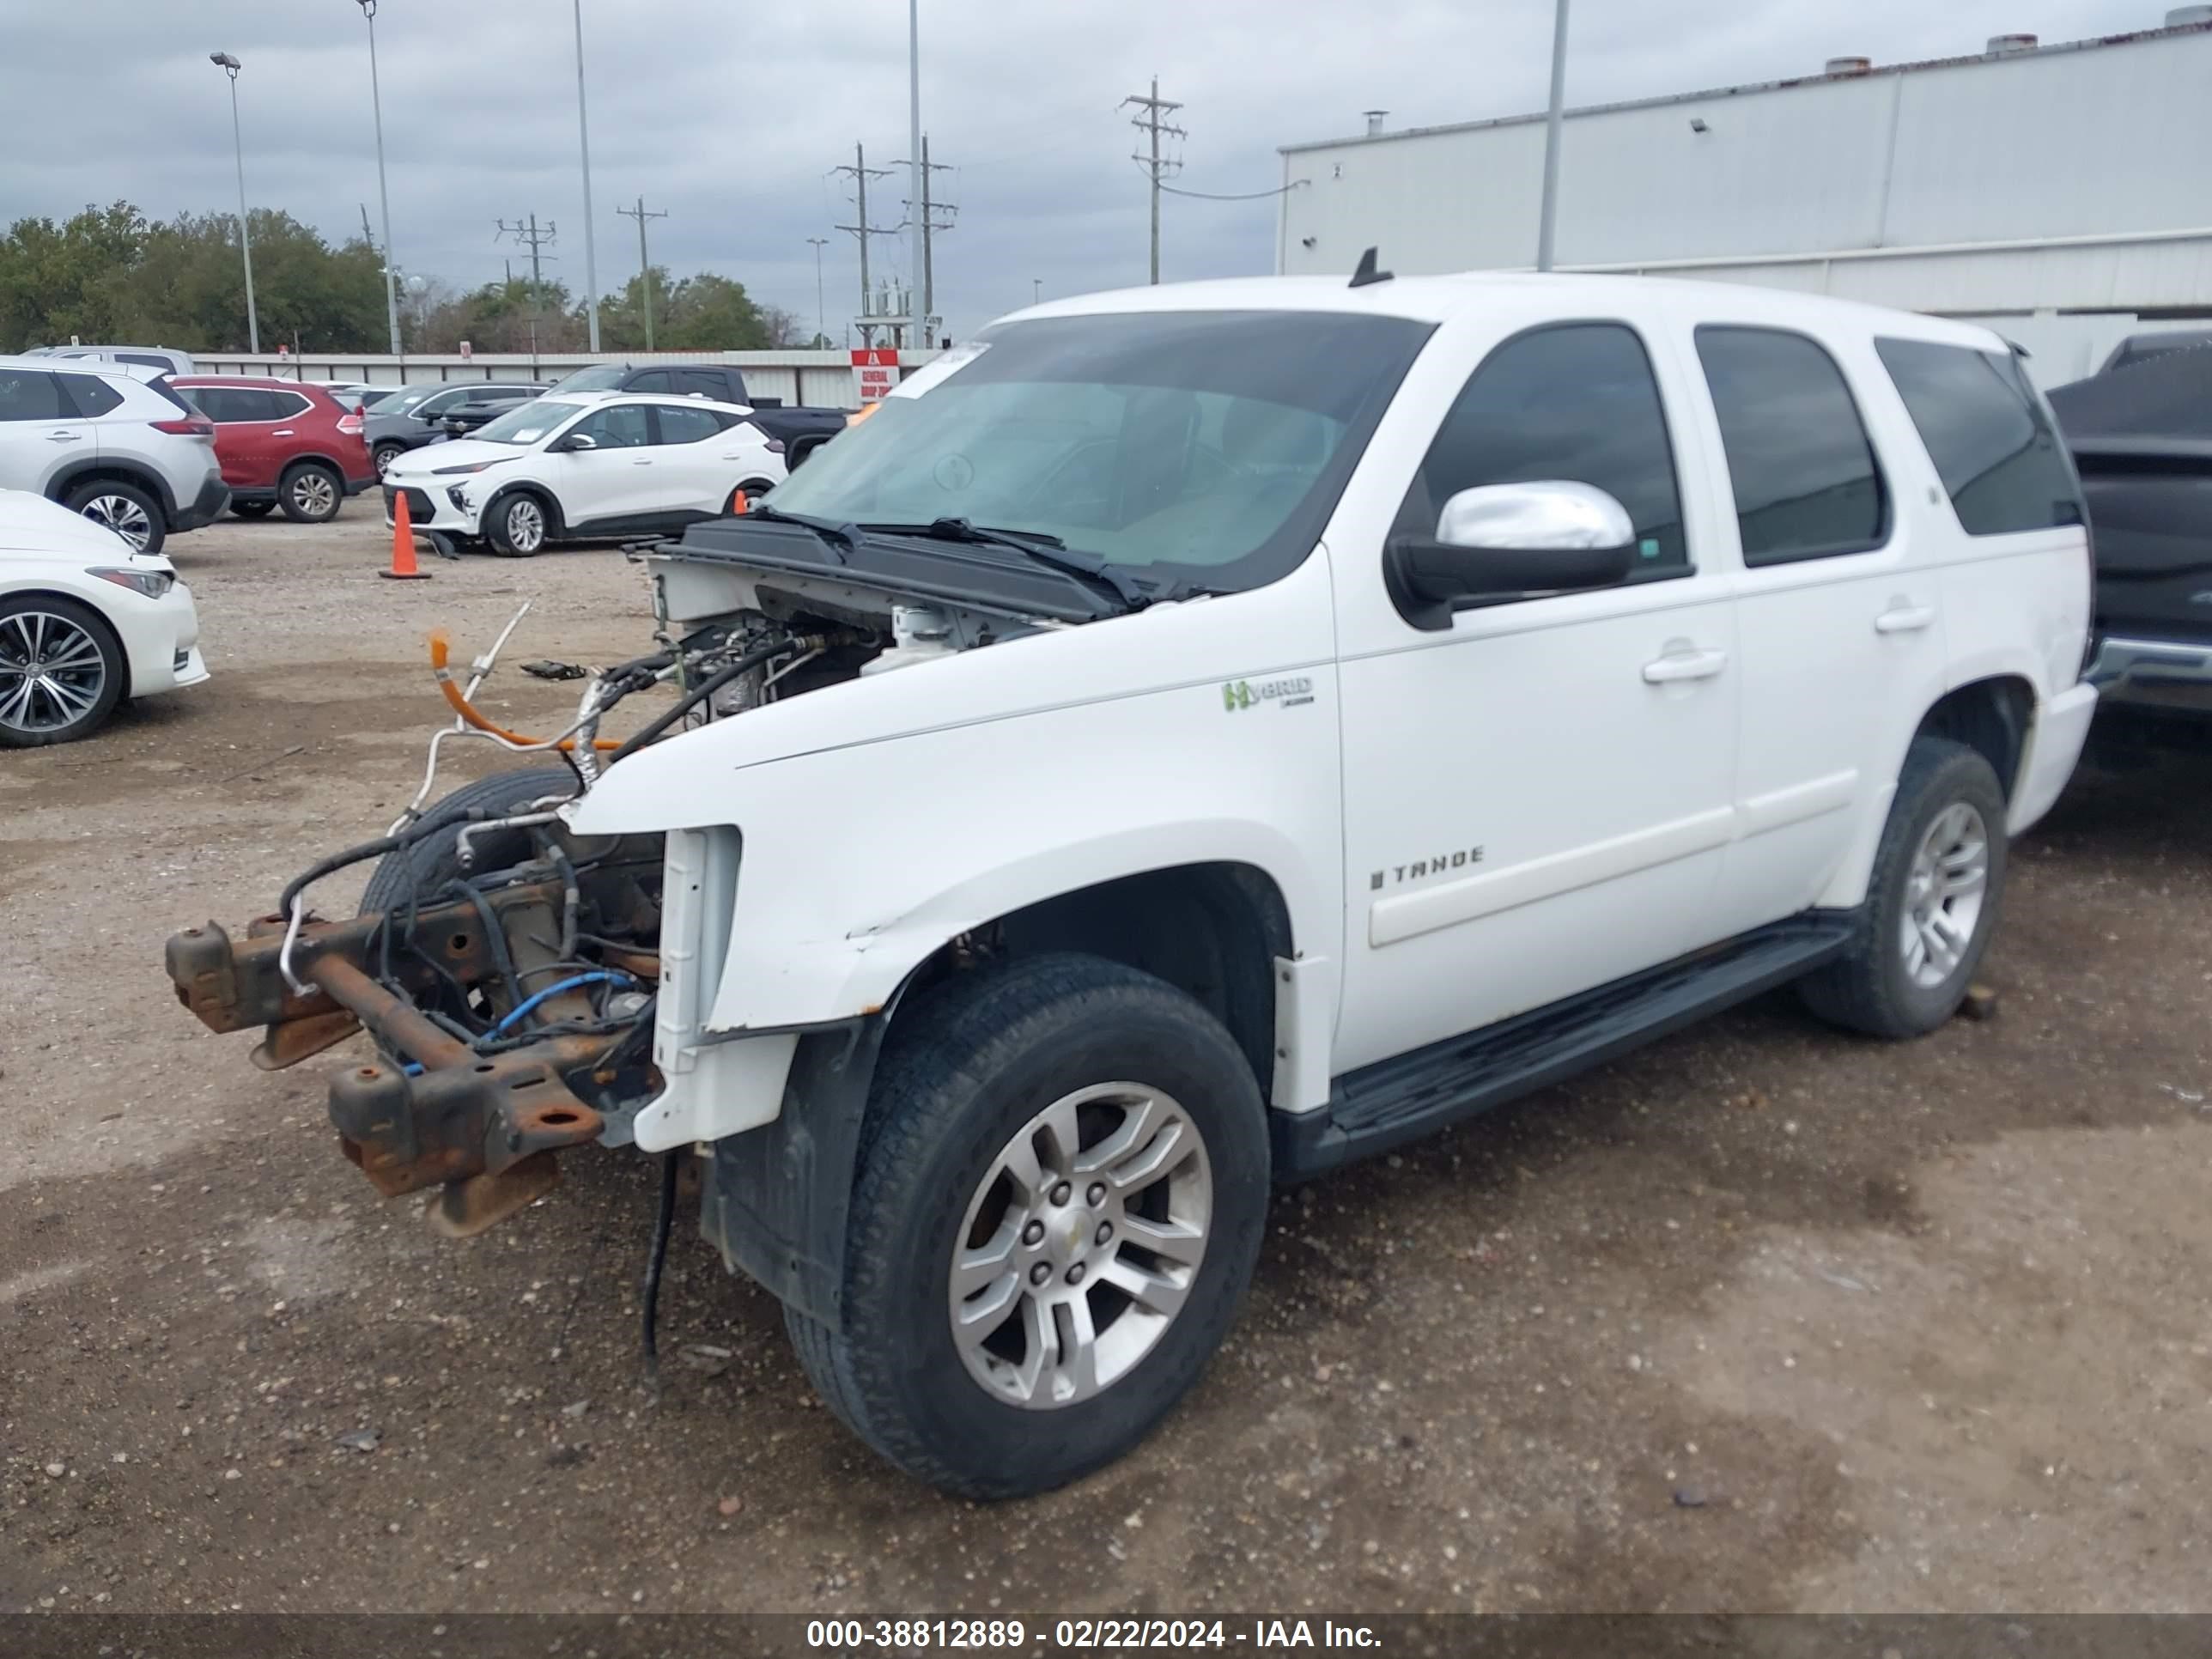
xmin=785 ymin=951 xmax=1270 ymax=1499
xmin=231 ymin=501 xmax=276 ymax=520
xmin=277 ymin=460 xmax=343 ymax=524
xmin=485 ymin=489 xmax=554 ymax=557
xmin=64 ymin=478 xmax=166 ymax=556
xmin=358 ymin=765 xmax=577 ymax=915
xmin=1800 ymin=737 xmax=2008 ymax=1039
xmin=372 ymin=441 xmax=407 ymax=479
xmin=0 ymin=593 xmax=127 ymax=748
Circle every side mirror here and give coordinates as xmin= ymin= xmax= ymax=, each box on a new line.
xmin=1385 ymin=481 xmax=1638 ymax=630
xmin=554 ymin=432 xmax=597 ymax=453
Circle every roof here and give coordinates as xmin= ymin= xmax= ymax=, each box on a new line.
xmin=1280 ymin=18 xmax=2212 ymax=154
xmin=0 ymin=351 xmax=157 ymax=381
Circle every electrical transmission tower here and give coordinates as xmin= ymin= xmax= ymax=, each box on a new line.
xmin=831 ymin=143 xmax=900 ymax=346
xmin=1122 ymin=78 xmax=1184 ymax=284
xmin=894 ymin=134 xmax=957 ymax=346
xmin=494 ymin=214 xmax=558 ymax=377
xmin=615 ymin=197 xmax=669 ymax=350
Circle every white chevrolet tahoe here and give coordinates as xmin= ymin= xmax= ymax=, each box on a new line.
xmin=167 ymin=268 xmax=2096 ymax=1501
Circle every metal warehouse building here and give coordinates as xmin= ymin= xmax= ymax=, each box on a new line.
xmin=1275 ymin=10 xmax=2212 ymax=385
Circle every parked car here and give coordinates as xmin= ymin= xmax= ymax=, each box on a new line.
xmin=365 ymin=382 xmax=546 ymax=478
xmin=381 ymin=391 xmax=784 ymax=555
xmin=542 ymin=362 xmax=848 ymax=462
xmin=0 ymin=487 xmax=208 ymax=746
xmin=0 ymin=354 xmax=228 ymax=554
xmin=166 ymin=271 xmax=2095 ymax=1499
xmin=168 ymin=378 xmax=375 ymax=524
xmin=25 ymin=344 xmax=197 ymax=377
xmin=2096 ymin=327 xmax=2212 ymax=377
xmin=2050 ymin=341 xmax=2212 ymax=721
xmin=435 ymin=394 xmax=546 ymax=438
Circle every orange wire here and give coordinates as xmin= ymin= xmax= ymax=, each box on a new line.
xmin=428 ymin=630 xmax=624 ymax=751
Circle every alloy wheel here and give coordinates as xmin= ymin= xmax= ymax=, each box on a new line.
xmin=81 ymin=494 xmax=153 ymax=552
xmin=0 ymin=611 xmax=106 ymax=736
xmin=949 ymin=1082 xmax=1212 ymax=1410
xmin=505 ymin=499 xmax=546 ymax=552
xmin=291 ymin=470 xmax=337 ymax=517
xmin=1899 ymin=801 xmax=1989 ymax=988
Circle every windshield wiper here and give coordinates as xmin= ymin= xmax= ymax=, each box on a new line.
xmin=745 ymin=501 xmax=857 ymax=562
xmin=865 ymin=518 xmax=1156 ymax=610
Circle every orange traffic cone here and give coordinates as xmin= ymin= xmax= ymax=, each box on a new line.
xmin=380 ymin=488 xmax=432 ymax=581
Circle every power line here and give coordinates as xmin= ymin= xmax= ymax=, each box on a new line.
xmin=615 ymin=197 xmax=668 ymax=350
xmin=1122 ymin=78 xmax=1184 ymax=284
xmin=1155 ymin=176 xmax=1309 ymax=201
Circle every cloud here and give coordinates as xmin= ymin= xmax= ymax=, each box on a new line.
xmin=2 ymin=0 xmax=2160 ymax=341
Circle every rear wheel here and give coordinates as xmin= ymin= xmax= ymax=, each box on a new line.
xmin=278 ymin=461 xmax=343 ymax=523
xmin=486 ymin=492 xmax=551 ymax=557
xmin=65 ymin=480 xmax=165 ymax=555
xmin=1800 ymin=737 xmax=2008 ymax=1038
xmin=0 ymin=594 xmax=126 ymax=748
xmin=784 ymin=952 xmax=1269 ymax=1499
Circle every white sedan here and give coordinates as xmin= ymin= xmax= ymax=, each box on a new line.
xmin=0 ymin=489 xmax=209 ymax=747
xmin=381 ymin=391 xmax=787 ymax=556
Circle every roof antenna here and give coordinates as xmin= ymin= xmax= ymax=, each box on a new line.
xmin=1349 ymin=246 xmax=1393 ymax=289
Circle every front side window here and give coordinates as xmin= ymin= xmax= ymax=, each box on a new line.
xmin=767 ymin=309 xmax=1432 ymax=589
xmin=654 ymin=404 xmax=722 ymax=445
xmin=0 ymin=369 xmax=64 ymax=421
xmin=1876 ymin=337 xmax=2082 ymax=537
xmin=1696 ymin=326 xmax=1887 ymax=564
xmin=1397 ymin=321 xmax=1687 ymax=578
xmin=629 ymin=369 xmax=675 ymax=393
xmin=569 ymin=404 xmax=653 ymax=449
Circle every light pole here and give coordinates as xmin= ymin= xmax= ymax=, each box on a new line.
xmin=210 ymin=53 xmax=259 ymax=354
xmin=353 ymin=0 xmax=403 ymax=355
xmin=1534 ymin=0 xmax=1571 ymax=271
xmin=907 ymin=0 xmax=926 ymax=346
xmin=807 ymin=237 xmax=829 ymax=347
xmin=1032 ymin=278 xmax=1042 ymax=306
xmin=571 ymin=0 xmax=601 ymax=350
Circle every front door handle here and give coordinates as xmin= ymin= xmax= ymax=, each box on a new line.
xmin=271 ymin=428 xmax=295 ymax=437
xmin=1643 ymin=647 xmax=1729 ymax=684
xmin=1875 ymin=604 xmax=1936 ymax=635
xmin=631 ymin=459 xmax=653 ymax=466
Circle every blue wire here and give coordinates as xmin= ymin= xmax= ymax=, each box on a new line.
xmin=397 ymin=969 xmax=639 ymax=1077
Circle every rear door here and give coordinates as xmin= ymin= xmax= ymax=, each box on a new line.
xmin=0 ymin=367 xmax=93 ymax=494
xmin=1681 ymin=324 xmax=1948 ymax=932
xmin=647 ymin=401 xmax=751 ymax=518
xmin=678 ymin=368 xmax=739 ymax=403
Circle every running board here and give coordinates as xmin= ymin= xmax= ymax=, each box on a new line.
xmin=1273 ymin=915 xmax=1856 ymax=1180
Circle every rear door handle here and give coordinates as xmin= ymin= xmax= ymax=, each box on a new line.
xmin=1875 ymin=604 xmax=1936 ymax=635
xmin=45 ymin=431 xmax=80 ymax=443
xmin=631 ymin=459 xmax=653 ymax=466
xmin=1643 ymin=647 xmax=1729 ymax=684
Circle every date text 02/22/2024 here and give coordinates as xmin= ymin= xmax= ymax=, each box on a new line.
xmin=803 ymin=1617 xmax=1382 ymax=1650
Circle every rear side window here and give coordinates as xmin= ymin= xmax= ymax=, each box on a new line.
xmin=679 ymin=369 xmax=732 ymax=400
xmin=1696 ymin=325 xmax=1887 ymax=564
xmin=629 ymin=369 xmax=675 ymax=393
xmin=1400 ymin=321 xmax=1688 ymax=577
xmin=58 ymin=374 xmax=125 ymax=418
xmin=1875 ymin=338 xmax=2082 ymax=535
xmin=0 ymin=368 xmax=65 ymax=421
xmin=197 ymin=387 xmax=276 ymax=422
xmin=654 ymin=404 xmax=723 ymax=445
xmin=267 ymin=391 xmax=314 ymax=420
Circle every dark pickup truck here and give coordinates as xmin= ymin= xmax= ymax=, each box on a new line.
xmin=540 ymin=362 xmax=849 ymax=465
xmin=2050 ymin=343 xmax=2212 ymax=721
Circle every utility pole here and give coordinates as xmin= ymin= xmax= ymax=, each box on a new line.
xmin=495 ymin=215 xmax=558 ymax=380
xmin=907 ymin=0 xmax=924 ymax=344
xmin=806 ymin=237 xmax=830 ymax=346
xmin=1535 ymin=0 xmax=1571 ymax=270
xmin=1122 ymin=78 xmax=1185 ymax=284
xmin=831 ymin=143 xmax=896 ymax=345
xmin=894 ymin=134 xmax=957 ymax=345
xmin=571 ymin=0 xmax=602 ymax=349
xmin=354 ymin=0 xmax=402 ymax=356
xmin=616 ymin=197 xmax=668 ymax=349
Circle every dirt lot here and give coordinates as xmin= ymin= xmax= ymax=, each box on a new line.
xmin=3 ymin=514 xmax=2209 ymax=1618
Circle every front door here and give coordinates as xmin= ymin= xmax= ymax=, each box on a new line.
xmin=1333 ymin=320 xmax=1741 ymax=1074
xmin=550 ymin=402 xmax=658 ymax=529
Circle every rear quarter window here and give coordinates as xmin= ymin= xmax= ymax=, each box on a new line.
xmin=1875 ymin=338 xmax=2083 ymax=535
xmin=58 ymin=374 xmax=125 ymax=418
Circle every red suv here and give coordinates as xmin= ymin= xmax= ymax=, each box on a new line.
xmin=170 ymin=378 xmax=375 ymax=523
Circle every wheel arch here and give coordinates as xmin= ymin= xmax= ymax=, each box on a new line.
xmin=483 ymin=479 xmax=565 ymax=540
xmin=46 ymin=459 xmax=179 ymax=517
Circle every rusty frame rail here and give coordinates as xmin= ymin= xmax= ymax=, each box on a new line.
xmin=164 ymin=883 xmax=614 ymax=1233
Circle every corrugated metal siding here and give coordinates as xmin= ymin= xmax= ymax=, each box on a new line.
xmin=1278 ymin=25 xmax=2212 ymax=302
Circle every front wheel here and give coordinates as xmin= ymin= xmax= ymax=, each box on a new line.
xmin=372 ymin=442 xmax=406 ymax=479
xmin=785 ymin=953 xmax=1269 ymax=1499
xmin=486 ymin=492 xmax=550 ymax=557
xmin=0 ymin=594 xmax=125 ymax=748
xmin=1800 ymin=736 xmax=2008 ymax=1038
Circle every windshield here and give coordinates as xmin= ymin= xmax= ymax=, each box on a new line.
xmin=767 ymin=309 xmax=1432 ymax=590
xmin=547 ymin=365 xmax=629 ymax=394
xmin=474 ymin=398 xmax=592 ymax=446
xmin=379 ymin=386 xmax=441 ymax=416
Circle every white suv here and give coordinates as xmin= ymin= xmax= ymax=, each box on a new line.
xmin=380 ymin=391 xmax=785 ymax=556
xmin=0 ymin=356 xmax=228 ymax=554
xmin=167 ymin=271 xmax=2096 ymax=1500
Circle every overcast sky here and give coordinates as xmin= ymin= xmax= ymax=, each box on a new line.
xmin=1 ymin=0 xmax=2163 ymax=343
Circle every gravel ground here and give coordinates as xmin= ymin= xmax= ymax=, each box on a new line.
xmin=3 ymin=514 xmax=2209 ymax=1618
